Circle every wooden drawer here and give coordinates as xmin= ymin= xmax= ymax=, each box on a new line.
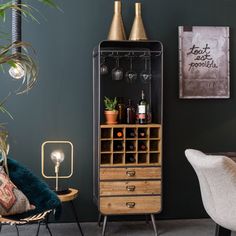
xmin=100 ymin=180 xmax=161 ymax=196
xmin=100 ymin=196 xmax=161 ymax=215
xmin=100 ymin=167 xmax=161 ymax=180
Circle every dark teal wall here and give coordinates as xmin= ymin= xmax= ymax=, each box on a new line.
xmin=2 ymin=0 xmax=236 ymax=222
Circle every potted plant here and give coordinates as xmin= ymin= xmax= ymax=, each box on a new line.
xmin=104 ymin=96 xmax=118 ymax=124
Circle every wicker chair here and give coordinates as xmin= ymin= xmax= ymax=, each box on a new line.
xmin=0 ymin=157 xmax=61 ymax=236
xmin=0 ymin=210 xmax=52 ymax=236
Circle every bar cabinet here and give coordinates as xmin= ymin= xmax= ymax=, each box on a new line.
xmin=93 ymin=40 xmax=163 ymax=236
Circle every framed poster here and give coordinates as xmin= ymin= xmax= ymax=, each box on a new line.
xmin=179 ymin=26 xmax=230 ymax=99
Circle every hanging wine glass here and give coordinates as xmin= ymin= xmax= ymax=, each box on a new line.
xmin=140 ymin=56 xmax=152 ymax=84
xmin=125 ymin=56 xmax=137 ymax=84
xmin=112 ymin=57 xmax=123 ymax=81
xmin=100 ymin=57 xmax=109 ymax=76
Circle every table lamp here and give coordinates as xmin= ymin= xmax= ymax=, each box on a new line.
xmin=41 ymin=141 xmax=73 ymax=195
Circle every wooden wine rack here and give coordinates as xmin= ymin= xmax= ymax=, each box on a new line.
xmin=99 ymin=124 xmax=162 ymax=219
xmin=100 ymin=124 xmax=162 ymax=166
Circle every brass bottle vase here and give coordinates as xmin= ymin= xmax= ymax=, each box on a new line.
xmin=129 ymin=3 xmax=148 ymax=41
xmin=108 ymin=1 xmax=127 ymax=40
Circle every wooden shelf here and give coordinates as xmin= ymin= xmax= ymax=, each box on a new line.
xmin=100 ymin=124 xmax=162 ymax=166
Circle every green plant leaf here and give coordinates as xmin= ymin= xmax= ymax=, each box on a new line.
xmin=104 ymin=96 xmax=117 ymax=111
xmin=37 ymin=0 xmax=61 ymax=10
xmin=0 ymin=106 xmax=13 ymax=120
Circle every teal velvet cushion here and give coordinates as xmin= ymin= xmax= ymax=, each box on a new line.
xmin=5 ymin=157 xmax=61 ymax=220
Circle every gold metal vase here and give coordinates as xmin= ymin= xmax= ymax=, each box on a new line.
xmin=108 ymin=1 xmax=126 ymax=40
xmin=129 ymin=3 xmax=148 ymax=41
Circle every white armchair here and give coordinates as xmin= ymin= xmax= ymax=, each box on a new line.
xmin=185 ymin=149 xmax=236 ymax=236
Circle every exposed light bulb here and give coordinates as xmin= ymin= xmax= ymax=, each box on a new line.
xmin=50 ymin=150 xmax=65 ymax=164
xmin=9 ymin=63 xmax=25 ymax=79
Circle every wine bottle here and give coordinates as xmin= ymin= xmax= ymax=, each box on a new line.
xmin=138 ymin=90 xmax=147 ymax=124
xmin=116 ymin=131 xmax=123 ymax=138
xmin=127 ymin=143 xmax=135 ymax=151
xmin=139 ymin=129 xmax=146 ymax=138
xmin=127 ymin=129 xmax=135 ymax=138
xmin=126 ymin=154 xmax=136 ymax=163
xmin=114 ymin=142 xmax=123 ymax=151
xmin=139 ymin=142 xmax=147 ymax=151
xmin=117 ymin=97 xmax=126 ymax=124
xmin=126 ymin=99 xmax=135 ymax=124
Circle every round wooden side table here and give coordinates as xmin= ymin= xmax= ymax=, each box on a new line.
xmin=57 ymin=188 xmax=84 ymax=236
xmin=57 ymin=188 xmax=79 ymax=202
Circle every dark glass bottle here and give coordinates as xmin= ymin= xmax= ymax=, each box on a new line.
xmin=138 ymin=90 xmax=147 ymax=124
xmin=127 ymin=130 xmax=135 ymax=138
xmin=126 ymin=99 xmax=135 ymax=124
xmin=139 ymin=142 xmax=147 ymax=151
xmin=126 ymin=154 xmax=136 ymax=163
xmin=139 ymin=129 xmax=146 ymax=138
xmin=146 ymin=104 xmax=152 ymax=124
xmin=114 ymin=142 xmax=123 ymax=151
xmin=127 ymin=143 xmax=135 ymax=151
xmin=117 ymin=97 xmax=126 ymax=124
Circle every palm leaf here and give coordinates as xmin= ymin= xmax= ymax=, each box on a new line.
xmin=37 ymin=0 xmax=61 ymax=10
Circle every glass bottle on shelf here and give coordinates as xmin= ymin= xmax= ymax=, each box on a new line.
xmin=117 ymin=97 xmax=126 ymax=124
xmin=127 ymin=129 xmax=135 ymax=138
xmin=126 ymin=154 xmax=136 ymax=163
xmin=138 ymin=90 xmax=147 ymax=124
xmin=127 ymin=143 xmax=135 ymax=151
xmin=114 ymin=141 xmax=123 ymax=151
xmin=139 ymin=129 xmax=146 ymax=138
xmin=139 ymin=141 xmax=147 ymax=151
xmin=146 ymin=104 xmax=152 ymax=124
xmin=115 ymin=131 xmax=123 ymax=138
xmin=126 ymin=99 xmax=136 ymax=124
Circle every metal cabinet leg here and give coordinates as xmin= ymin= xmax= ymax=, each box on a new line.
xmin=102 ymin=215 xmax=107 ymax=236
xmin=70 ymin=200 xmax=84 ymax=236
xmin=145 ymin=214 xmax=149 ymax=224
xmin=215 ymin=224 xmax=231 ymax=236
xmin=98 ymin=213 xmax=103 ymax=227
xmin=150 ymin=214 xmax=158 ymax=236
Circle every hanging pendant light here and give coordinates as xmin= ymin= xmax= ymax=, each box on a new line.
xmin=9 ymin=0 xmax=25 ymax=80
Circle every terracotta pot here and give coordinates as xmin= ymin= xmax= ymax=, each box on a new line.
xmin=104 ymin=110 xmax=118 ymax=124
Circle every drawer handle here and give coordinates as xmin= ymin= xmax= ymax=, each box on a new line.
xmin=126 ymin=171 xmax=136 ymax=177
xmin=126 ymin=202 xmax=136 ymax=208
xmin=126 ymin=185 xmax=136 ymax=192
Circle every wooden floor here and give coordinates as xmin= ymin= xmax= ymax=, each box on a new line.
xmin=1 ymin=218 xmax=236 ymax=236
